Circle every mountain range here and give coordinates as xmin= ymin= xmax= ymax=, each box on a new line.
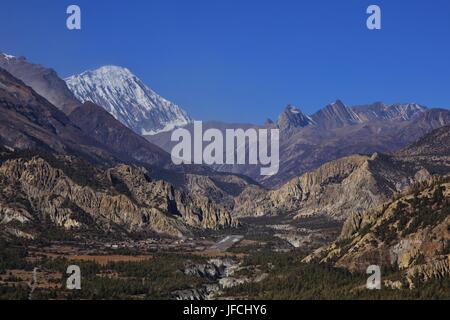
xmin=0 ymin=51 xmax=449 ymax=293
xmin=0 ymin=54 xmax=259 ymax=239
xmin=0 ymin=52 xmax=449 ymax=233
xmin=5 ymin=52 xmax=447 ymax=190
xmin=148 ymin=100 xmax=450 ymax=187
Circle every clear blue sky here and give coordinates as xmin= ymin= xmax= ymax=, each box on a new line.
xmin=1 ymin=0 xmax=450 ymax=123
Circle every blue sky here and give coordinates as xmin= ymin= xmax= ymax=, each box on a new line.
xmin=1 ymin=0 xmax=450 ymax=123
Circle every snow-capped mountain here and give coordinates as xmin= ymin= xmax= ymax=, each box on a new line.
xmin=65 ymin=66 xmax=191 ymax=135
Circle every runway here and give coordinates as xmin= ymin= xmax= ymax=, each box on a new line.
xmin=209 ymin=235 xmax=244 ymax=252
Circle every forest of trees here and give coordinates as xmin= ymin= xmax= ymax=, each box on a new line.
xmin=223 ymin=250 xmax=450 ymax=300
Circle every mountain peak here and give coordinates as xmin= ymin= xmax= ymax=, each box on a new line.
xmin=277 ymin=104 xmax=313 ymax=130
xmin=0 ymin=53 xmax=16 ymax=60
xmin=326 ymin=99 xmax=347 ymax=111
xmin=82 ymin=65 xmax=133 ymax=77
xmin=311 ymin=100 xmax=361 ymax=129
xmin=65 ymin=66 xmax=191 ymax=135
xmin=332 ymin=99 xmax=345 ymax=106
xmin=284 ymin=104 xmax=303 ymax=114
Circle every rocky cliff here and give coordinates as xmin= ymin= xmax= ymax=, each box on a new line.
xmin=234 ymin=153 xmax=432 ymax=220
xmin=304 ymin=178 xmax=450 ymax=288
xmin=0 ymin=151 xmax=238 ymax=240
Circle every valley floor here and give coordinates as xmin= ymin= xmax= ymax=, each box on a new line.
xmin=1 ymin=215 xmax=448 ymax=300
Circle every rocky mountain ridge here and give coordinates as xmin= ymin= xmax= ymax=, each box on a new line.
xmin=304 ymin=177 xmax=450 ymax=288
xmin=150 ymin=100 xmax=450 ymax=187
xmin=236 ymin=125 xmax=450 ymax=222
xmin=0 ymin=53 xmax=80 ymax=114
xmin=0 ymin=151 xmax=241 ymax=240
